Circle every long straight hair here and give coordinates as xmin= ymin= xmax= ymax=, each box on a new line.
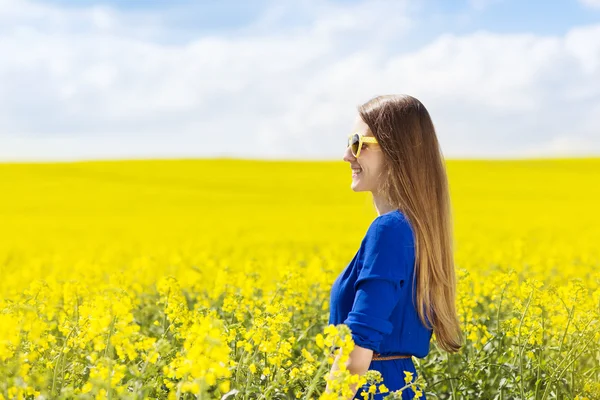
xmin=358 ymin=94 xmax=462 ymax=353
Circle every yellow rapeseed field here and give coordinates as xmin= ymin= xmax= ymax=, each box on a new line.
xmin=0 ymin=158 xmax=599 ymax=399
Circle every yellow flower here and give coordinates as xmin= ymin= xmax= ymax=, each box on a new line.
xmin=1 ymin=158 xmax=599 ymax=400
xmin=289 ymin=367 xmax=300 ymax=379
xmin=218 ymin=381 xmax=230 ymax=394
xmin=324 ymin=324 xmax=338 ymax=336
xmin=315 ymin=333 xmax=325 ymax=349
xmin=180 ymin=381 xmax=200 ymax=394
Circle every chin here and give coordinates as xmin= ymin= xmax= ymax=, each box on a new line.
xmin=351 ymin=182 xmax=365 ymax=192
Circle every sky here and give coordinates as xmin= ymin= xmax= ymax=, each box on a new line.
xmin=0 ymin=0 xmax=599 ymax=161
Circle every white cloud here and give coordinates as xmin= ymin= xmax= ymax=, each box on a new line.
xmin=579 ymin=0 xmax=600 ymax=9
xmin=0 ymin=0 xmax=599 ymax=161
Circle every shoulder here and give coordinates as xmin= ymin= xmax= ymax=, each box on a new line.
xmin=365 ymin=210 xmax=415 ymax=246
xmin=357 ymin=209 xmax=415 ymax=281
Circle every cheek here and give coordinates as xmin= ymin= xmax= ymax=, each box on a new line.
xmin=369 ymin=164 xmax=386 ymax=183
xmin=365 ymin=158 xmax=384 ymax=176
xmin=359 ymin=151 xmax=384 ymax=176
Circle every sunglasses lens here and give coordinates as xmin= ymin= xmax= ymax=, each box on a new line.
xmin=350 ymin=134 xmax=360 ymax=156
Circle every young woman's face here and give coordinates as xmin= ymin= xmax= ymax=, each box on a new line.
xmin=343 ymin=115 xmax=385 ymax=193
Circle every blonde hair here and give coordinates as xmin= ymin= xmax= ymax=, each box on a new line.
xmin=358 ymin=94 xmax=462 ymax=353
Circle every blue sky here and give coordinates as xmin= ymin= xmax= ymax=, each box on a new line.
xmin=0 ymin=0 xmax=599 ymax=161
xmin=35 ymin=0 xmax=600 ymax=37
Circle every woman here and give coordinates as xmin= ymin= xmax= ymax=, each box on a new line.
xmin=326 ymin=94 xmax=462 ymax=399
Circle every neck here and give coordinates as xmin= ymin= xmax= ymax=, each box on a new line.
xmin=372 ymin=193 xmax=397 ymax=216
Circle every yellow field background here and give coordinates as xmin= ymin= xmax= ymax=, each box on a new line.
xmin=1 ymin=158 xmax=599 ymax=399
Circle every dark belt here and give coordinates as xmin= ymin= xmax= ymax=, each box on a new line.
xmin=372 ymin=352 xmax=412 ymax=361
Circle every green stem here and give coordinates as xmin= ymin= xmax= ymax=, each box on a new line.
xmin=303 ymin=349 xmax=333 ymax=400
xmin=534 ymin=308 xmax=545 ymax=399
xmin=517 ymin=290 xmax=534 ymax=400
xmin=51 ymin=322 xmax=80 ymax=397
xmin=541 ymin=317 xmax=596 ymax=400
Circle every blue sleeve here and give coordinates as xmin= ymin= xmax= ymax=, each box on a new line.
xmin=343 ymin=216 xmax=412 ymax=352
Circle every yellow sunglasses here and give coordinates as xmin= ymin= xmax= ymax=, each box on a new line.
xmin=347 ymin=133 xmax=378 ymax=158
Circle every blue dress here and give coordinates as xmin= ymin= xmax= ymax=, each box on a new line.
xmin=328 ymin=209 xmax=433 ymax=399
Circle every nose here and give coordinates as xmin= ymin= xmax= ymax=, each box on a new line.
xmin=343 ymin=145 xmax=356 ymax=163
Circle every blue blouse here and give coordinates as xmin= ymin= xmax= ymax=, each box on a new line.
xmin=328 ymin=209 xmax=432 ymax=399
